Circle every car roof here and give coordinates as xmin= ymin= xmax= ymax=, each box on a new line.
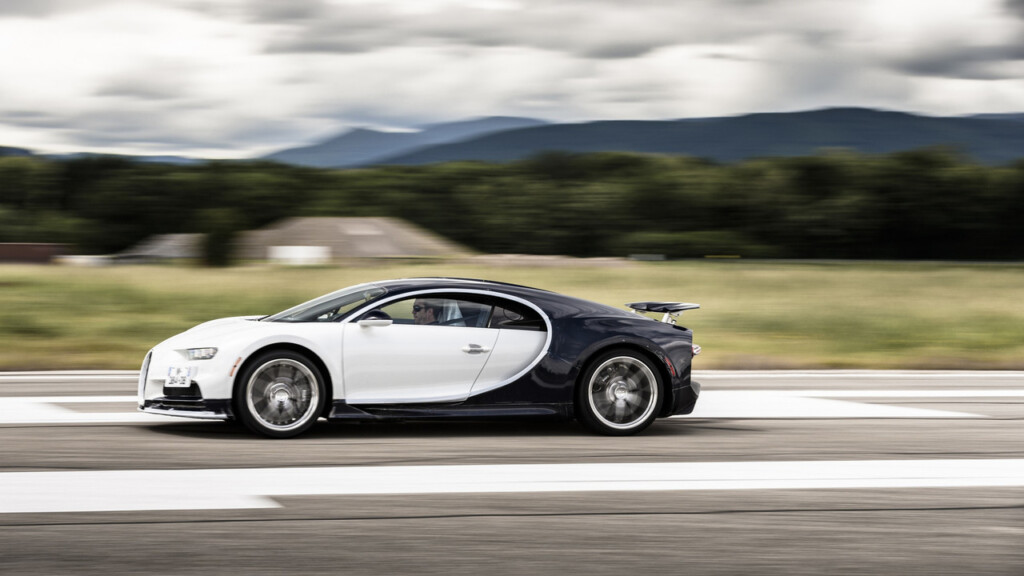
xmin=374 ymin=277 xmax=552 ymax=293
xmin=370 ymin=277 xmax=629 ymax=318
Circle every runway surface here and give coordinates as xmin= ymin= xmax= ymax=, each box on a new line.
xmin=0 ymin=371 xmax=1021 ymax=575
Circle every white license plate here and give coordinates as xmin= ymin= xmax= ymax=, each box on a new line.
xmin=166 ymin=366 xmax=195 ymax=388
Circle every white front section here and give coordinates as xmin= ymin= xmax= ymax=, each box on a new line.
xmin=139 ymin=318 xmax=346 ymax=406
xmin=342 ymin=324 xmax=499 ymax=403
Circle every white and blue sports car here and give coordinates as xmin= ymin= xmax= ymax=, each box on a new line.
xmin=139 ymin=278 xmax=700 ymax=437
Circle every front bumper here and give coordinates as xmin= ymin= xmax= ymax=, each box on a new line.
xmin=142 ymin=398 xmax=233 ymax=420
xmin=138 ymin=347 xmax=235 ymax=421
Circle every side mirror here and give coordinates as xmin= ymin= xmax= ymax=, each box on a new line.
xmin=357 ymin=310 xmax=392 ymax=327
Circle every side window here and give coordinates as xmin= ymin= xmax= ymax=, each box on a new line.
xmin=360 ymin=293 xmax=546 ymax=331
xmin=372 ymin=294 xmax=494 ymax=328
xmin=489 ymin=299 xmax=546 ymax=331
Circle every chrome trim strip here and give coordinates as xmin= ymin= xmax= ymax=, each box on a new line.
xmin=137 ymin=351 xmax=152 ymax=407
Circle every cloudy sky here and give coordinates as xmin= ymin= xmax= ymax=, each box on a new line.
xmin=2 ymin=0 xmax=1024 ymax=158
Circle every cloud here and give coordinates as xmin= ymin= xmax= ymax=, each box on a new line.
xmin=888 ymin=43 xmax=1024 ymax=80
xmin=0 ymin=0 xmax=92 ymax=17
xmin=94 ymin=64 xmax=194 ymax=101
xmin=0 ymin=110 xmax=68 ymax=129
xmin=0 ymin=0 xmax=202 ymax=18
xmin=7 ymin=102 xmax=312 ymax=157
xmin=256 ymin=0 xmax=848 ymax=60
xmin=244 ymin=0 xmax=328 ymax=22
xmin=1007 ymin=0 xmax=1024 ymax=18
xmin=3 ymin=0 xmax=1024 ymax=157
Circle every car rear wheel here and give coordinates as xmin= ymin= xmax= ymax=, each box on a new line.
xmin=236 ymin=351 xmax=326 ymax=438
xmin=577 ymin=349 xmax=663 ymax=435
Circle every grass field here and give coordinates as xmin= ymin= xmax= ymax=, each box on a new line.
xmin=1 ymin=260 xmax=1023 ymax=370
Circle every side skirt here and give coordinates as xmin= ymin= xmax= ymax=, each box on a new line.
xmin=328 ymin=401 xmax=570 ymax=421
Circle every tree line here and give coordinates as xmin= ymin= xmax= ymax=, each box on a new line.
xmin=1 ymin=148 xmax=1023 ymax=263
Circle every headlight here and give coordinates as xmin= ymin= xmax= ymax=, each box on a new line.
xmin=187 ymin=347 xmax=218 ymax=360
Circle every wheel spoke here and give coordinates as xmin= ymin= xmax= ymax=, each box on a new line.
xmin=613 ymin=400 xmax=627 ymax=422
xmin=253 ymin=372 xmax=273 ymax=392
xmin=624 ymin=364 xmax=641 ymax=380
xmin=252 ymin=397 xmax=269 ymax=415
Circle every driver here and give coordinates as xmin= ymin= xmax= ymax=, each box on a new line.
xmin=412 ymin=299 xmax=442 ymax=325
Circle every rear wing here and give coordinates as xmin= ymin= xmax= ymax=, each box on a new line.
xmin=627 ymin=301 xmax=700 ymax=325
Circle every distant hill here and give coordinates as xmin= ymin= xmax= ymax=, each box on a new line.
xmin=262 ymin=116 xmax=549 ymax=168
xmin=374 ymin=108 xmax=1024 ymax=166
xmin=0 ymin=147 xmax=201 ymax=165
xmin=969 ymin=113 xmax=1024 ymax=123
xmin=0 ymin=146 xmax=32 ymax=157
xmin=7 ymin=108 xmax=1024 ymax=168
xmin=44 ymin=152 xmax=201 ymax=165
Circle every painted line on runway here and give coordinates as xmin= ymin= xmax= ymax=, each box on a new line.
xmin=1 ymin=458 xmax=1023 ymax=514
xmin=678 ymin=390 xmax=1023 ymax=419
xmin=0 ymin=373 xmax=137 ymax=382
xmin=3 ymin=389 xmax=1022 ymax=424
xmin=696 ymin=371 xmax=1024 ymax=379
xmin=0 ymin=396 xmax=179 ymax=424
xmin=734 ymin=390 xmax=1024 ymax=397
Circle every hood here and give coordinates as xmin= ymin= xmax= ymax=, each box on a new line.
xmin=158 ymin=316 xmax=265 ymax=350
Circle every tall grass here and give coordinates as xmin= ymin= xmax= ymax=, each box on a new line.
xmin=1 ymin=261 xmax=1022 ymax=370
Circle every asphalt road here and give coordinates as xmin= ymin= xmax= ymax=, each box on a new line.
xmin=0 ymin=371 xmax=1021 ymax=576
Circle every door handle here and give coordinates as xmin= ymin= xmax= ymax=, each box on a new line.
xmin=462 ymin=344 xmax=492 ymax=354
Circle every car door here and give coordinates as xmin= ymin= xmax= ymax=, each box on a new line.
xmin=341 ymin=294 xmax=499 ymax=404
xmin=470 ymin=298 xmax=549 ymax=396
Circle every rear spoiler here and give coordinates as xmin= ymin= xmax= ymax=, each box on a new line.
xmin=627 ymin=302 xmax=700 ymax=325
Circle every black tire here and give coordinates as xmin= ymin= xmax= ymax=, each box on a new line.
xmin=235 ymin=350 xmax=326 ymax=438
xmin=576 ymin=349 xmax=664 ymax=436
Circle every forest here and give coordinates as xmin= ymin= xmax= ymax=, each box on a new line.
xmin=2 ymin=148 xmax=1023 ymax=263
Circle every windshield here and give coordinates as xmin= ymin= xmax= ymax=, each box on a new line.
xmin=262 ymin=283 xmax=387 ymax=323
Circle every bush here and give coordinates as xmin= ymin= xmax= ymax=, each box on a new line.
xmin=615 ymin=230 xmax=776 ymax=258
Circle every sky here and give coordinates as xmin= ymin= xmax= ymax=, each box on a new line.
xmin=2 ymin=0 xmax=1024 ymax=158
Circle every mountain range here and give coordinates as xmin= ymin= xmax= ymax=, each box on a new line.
xmin=262 ymin=116 xmax=548 ymax=168
xmin=5 ymin=108 xmax=1024 ymax=167
xmin=263 ymin=108 xmax=1024 ymax=167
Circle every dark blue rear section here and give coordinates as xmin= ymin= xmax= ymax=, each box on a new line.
xmin=328 ymin=278 xmax=698 ymax=423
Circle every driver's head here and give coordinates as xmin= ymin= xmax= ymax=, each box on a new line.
xmin=413 ymin=299 xmax=441 ymax=325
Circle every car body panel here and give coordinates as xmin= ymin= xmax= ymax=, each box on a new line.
xmin=471 ymin=329 xmax=549 ymax=397
xmin=342 ymin=323 xmax=499 ymax=403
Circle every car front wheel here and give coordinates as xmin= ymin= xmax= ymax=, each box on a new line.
xmin=577 ymin=349 xmax=663 ymax=435
xmin=236 ymin=351 xmax=326 ymax=438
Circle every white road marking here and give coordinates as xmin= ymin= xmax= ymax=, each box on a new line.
xmin=680 ymin=390 xmax=989 ymax=419
xmin=0 ymin=396 xmax=179 ymax=424
xmin=2 ymin=459 xmax=1023 ymax=514
xmin=0 ymin=372 xmax=137 ymax=381
xmin=695 ymin=371 xmax=1024 ymax=379
xmin=2 ymin=389 xmax=1022 ymax=424
xmin=737 ymin=390 xmax=1024 ymax=397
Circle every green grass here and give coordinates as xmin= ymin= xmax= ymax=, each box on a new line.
xmin=1 ymin=260 xmax=1023 ymax=370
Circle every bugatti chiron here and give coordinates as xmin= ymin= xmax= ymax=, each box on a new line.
xmin=139 ymin=278 xmax=700 ymax=437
